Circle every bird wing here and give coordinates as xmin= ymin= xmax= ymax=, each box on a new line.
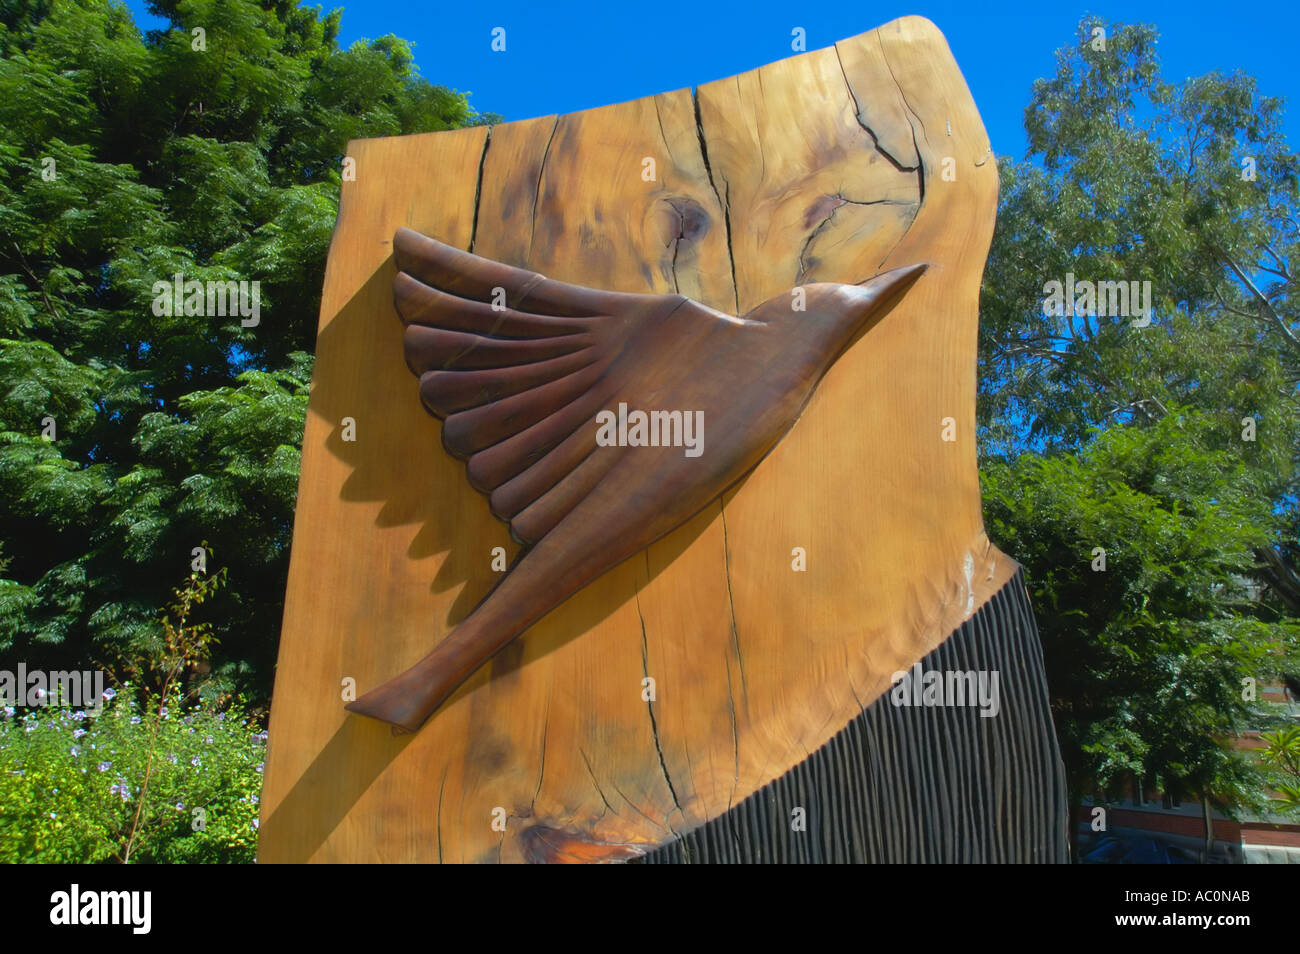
xmin=392 ymin=226 xmax=720 ymax=547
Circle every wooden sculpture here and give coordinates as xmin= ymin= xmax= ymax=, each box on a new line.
xmin=259 ymin=15 xmax=1070 ymax=863
xmin=346 ymin=229 xmax=925 ymax=730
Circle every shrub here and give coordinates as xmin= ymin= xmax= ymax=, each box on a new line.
xmin=0 ymin=685 xmax=265 ymax=863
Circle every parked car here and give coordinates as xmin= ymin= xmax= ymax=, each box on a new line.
xmin=1080 ymin=833 xmax=1198 ymax=864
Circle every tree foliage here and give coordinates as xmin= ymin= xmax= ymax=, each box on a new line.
xmin=0 ymin=0 xmax=488 ymax=700
xmin=981 ymin=18 xmax=1300 ymax=454
xmin=979 ymin=17 xmax=1300 ymax=836
xmin=983 ymin=412 xmax=1298 ymax=818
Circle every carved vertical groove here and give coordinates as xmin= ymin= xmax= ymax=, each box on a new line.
xmin=633 ymin=569 xmax=1070 ymax=863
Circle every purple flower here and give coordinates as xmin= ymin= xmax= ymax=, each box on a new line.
xmin=175 ymin=802 xmax=185 ymax=811
xmin=2 ymin=706 xmax=13 ymax=718
xmin=166 ymin=753 xmax=178 ymax=764
xmin=255 ymin=762 xmax=264 ymax=774
xmin=71 ymin=710 xmax=86 ymax=721
xmin=69 ymin=745 xmax=80 ymax=757
xmin=190 ymin=755 xmax=201 ymax=767
xmin=97 ymin=761 xmax=111 ymax=772
xmin=72 ymin=728 xmax=86 ymax=739
xmin=109 ymin=782 xmax=130 ymax=802
xmin=251 ymin=818 xmax=259 ymax=831
xmin=102 ymin=687 xmax=116 ymax=701
xmin=129 ymin=716 xmax=141 ymax=725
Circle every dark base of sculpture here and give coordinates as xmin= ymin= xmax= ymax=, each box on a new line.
xmin=633 ymin=570 xmax=1069 ymax=864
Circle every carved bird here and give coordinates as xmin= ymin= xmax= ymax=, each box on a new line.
xmin=346 ymin=226 xmax=926 ymax=731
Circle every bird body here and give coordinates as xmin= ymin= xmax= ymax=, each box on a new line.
xmin=345 ymin=227 xmax=925 ymax=731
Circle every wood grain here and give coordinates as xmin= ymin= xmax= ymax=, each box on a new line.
xmin=259 ymin=15 xmax=1019 ymax=863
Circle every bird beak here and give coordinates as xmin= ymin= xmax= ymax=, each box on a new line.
xmin=852 ymin=262 xmax=928 ymax=312
xmin=831 ymin=262 xmax=928 ymax=344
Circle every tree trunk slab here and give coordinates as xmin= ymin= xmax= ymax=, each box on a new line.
xmin=258 ymin=15 xmax=1067 ymax=863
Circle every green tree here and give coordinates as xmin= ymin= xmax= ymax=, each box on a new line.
xmin=1260 ymin=725 xmax=1300 ymax=814
xmin=978 ymin=18 xmax=1300 ymax=857
xmin=981 ymin=18 xmax=1299 ymax=456
xmin=0 ymin=0 xmax=491 ymax=700
xmin=982 ymin=412 xmax=1299 ymax=858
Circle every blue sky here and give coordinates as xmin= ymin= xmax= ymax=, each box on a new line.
xmin=124 ymin=0 xmax=1298 ymax=160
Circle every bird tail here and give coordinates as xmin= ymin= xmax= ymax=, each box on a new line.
xmin=345 ymin=601 xmax=516 ymax=732
xmin=346 ymin=534 xmax=590 ymax=731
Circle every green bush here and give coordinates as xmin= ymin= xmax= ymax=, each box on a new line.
xmin=0 ymin=685 xmax=264 ymax=863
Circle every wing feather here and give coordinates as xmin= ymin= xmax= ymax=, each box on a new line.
xmin=394 ymin=271 xmax=592 ymax=337
xmin=463 ymin=383 xmax=617 ymax=494
xmin=440 ymin=361 xmax=610 ymax=458
xmin=403 ymin=324 xmax=594 ymax=373
xmin=487 ymin=423 xmax=598 ymax=520
xmin=416 ymin=349 xmax=596 ymax=417
xmin=392 ymin=228 xmax=661 ymax=543
xmin=510 ymin=447 xmax=621 ymax=545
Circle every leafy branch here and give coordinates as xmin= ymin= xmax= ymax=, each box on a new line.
xmin=118 ymin=549 xmax=227 ymax=863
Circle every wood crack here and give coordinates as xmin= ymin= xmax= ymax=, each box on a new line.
xmin=468 ymin=125 xmax=492 ymax=254
xmin=580 ymin=747 xmax=617 ymax=818
xmin=528 ymin=696 xmax=551 ymax=816
xmin=723 ymin=651 xmax=740 ymax=812
xmin=798 ymin=194 xmax=920 ymax=283
xmin=846 ymin=669 xmax=866 ymax=712
xmin=436 ymin=765 xmax=448 ymax=864
xmin=875 ymin=32 xmax=928 ymax=205
xmin=797 ymin=202 xmax=841 ymax=284
xmin=611 ymin=782 xmax=672 ymax=834
xmin=870 ymin=35 xmax=927 ymax=269
xmin=528 ymin=116 xmax=560 ymax=261
xmin=719 ymin=503 xmax=748 ymax=702
xmin=837 ymin=195 xmax=917 ymax=207
xmin=667 ymin=201 xmax=685 ymax=294
xmin=833 ymin=43 xmax=919 ymax=173
xmin=830 ymin=36 xmax=928 ymax=272
xmin=691 ymin=87 xmax=739 ymax=315
xmin=634 ymin=573 xmax=683 ymax=821
xmin=652 ymin=94 xmax=675 ymax=168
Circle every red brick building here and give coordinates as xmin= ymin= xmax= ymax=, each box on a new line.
xmin=1078 ymin=682 xmax=1300 ymax=863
